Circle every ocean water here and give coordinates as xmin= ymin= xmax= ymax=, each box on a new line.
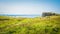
xmin=0 ymin=14 xmax=41 ymax=18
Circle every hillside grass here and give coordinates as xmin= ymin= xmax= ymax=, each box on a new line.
xmin=0 ymin=16 xmax=60 ymax=34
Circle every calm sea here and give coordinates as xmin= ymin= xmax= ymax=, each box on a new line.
xmin=0 ymin=14 xmax=41 ymax=18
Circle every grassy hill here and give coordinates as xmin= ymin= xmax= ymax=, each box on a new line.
xmin=0 ymin=16 xmax=60 ymax=34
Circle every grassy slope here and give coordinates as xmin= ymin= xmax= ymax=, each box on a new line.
xmin=0 ymin=16 xmax=60 ymax=34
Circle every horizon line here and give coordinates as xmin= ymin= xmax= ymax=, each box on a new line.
xmin=0 ymin=14 xmax=41 ymax=16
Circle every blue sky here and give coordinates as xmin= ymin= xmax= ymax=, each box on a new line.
xmin=0 ymin=0 xmax=60 ymax=15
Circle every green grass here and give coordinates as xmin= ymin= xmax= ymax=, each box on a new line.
xmin=0 ymin=16 xmax=60 ymax=34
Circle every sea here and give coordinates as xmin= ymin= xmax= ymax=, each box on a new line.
xmin=0 ymin=14 xmax=41 ymax=18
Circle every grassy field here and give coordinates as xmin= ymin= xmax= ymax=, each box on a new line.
xmin=0 ymin=16 xmax=60 ymax=34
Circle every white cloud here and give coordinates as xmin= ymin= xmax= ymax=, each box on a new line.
xmin=0 ymin=2 xmax=58 ymax=15
xmin=0 ymin=5 xmax=41 ymax=15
